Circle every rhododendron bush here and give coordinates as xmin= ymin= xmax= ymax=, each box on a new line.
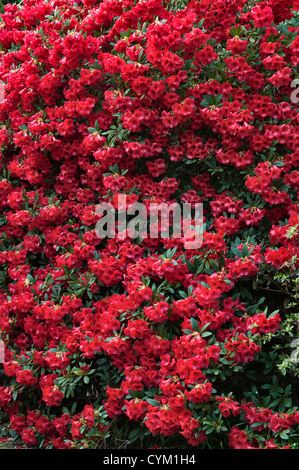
xmin=0 ymin=0 xmax=299 ymax=450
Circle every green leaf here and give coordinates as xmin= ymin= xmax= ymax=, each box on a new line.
xmin=146 ymin=398 xmax=160 ymax=407
xmin=280 ymin=430 xmax=290 ymax=440
xmin=178 ymin=290 xmax=187 ymax=298
xmin=183 ymin=329 xmax=193 ymax=335
xmin=128 ymin=428 xmax=141 ymax=443
xmin=190 ymin=317 xmax=200 ymax=332
xmin=200 ymin=99 xmax=210 ymax=108
xmin=271 ymin=397 xmax=283 ymax=408
xmin=242 ymin=244 xmax=249 ymax=257
xmin=218 ymin=254 xmax=225 ymax=270
xmin=201 ymin=331 xmax=212 ymax=338
xmin=231 ymin=246 xmax=243 ymax=258
xmin=186 ymin=259 xmax=196 ymax=274
xmin=250 ymin=422 xmax=264 ymax=428
xmin=205 ymin=426 xmax=215 ymax=435
xmin=113 ymin=423 xmax=122 ymax=439
xmin=200 ymin=322 xmax=211 ymax=333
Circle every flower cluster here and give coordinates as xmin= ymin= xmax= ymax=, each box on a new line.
xmin=0 ymin=0 xmax=298 ymax=450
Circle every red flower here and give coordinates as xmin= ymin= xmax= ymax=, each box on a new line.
xmin=144 ymin=301 xmax=169 ymax=323
xmin=21 ymin=427 xmax=37 ymax=446
xmin=16 ymin=369 xmax=38 ymax=387
xmin=124 ymin=399 xmax=148 ymax=421
xmin=251 ymin=4 xmax=274 ymax=27
xmin=185 ymin=382 xmax=213 ymax=404
xmin=225 ymin=334 xmax=261 ymax=363
xmin=216 ymin=396 xmax=241 ymax=417
xmin=228 ymin=426 xmax=256 ymax=449
xmin=0 ymin=0 xmax=298 ymax=451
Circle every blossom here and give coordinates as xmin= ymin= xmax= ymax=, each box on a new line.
xmin=0 ymin=0 xmax=298 ymax=450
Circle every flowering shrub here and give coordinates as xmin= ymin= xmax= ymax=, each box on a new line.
xmin=0 ymin=0 xmax=299 ymax=450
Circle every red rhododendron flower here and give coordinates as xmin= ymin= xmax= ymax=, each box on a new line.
xmin=0 ymin=0 xmax=298 ymax=451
